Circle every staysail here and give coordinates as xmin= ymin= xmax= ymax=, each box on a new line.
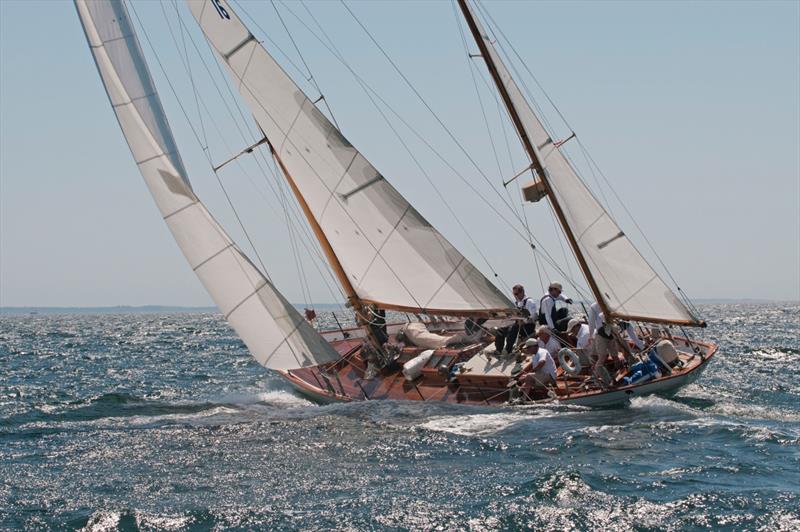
xmin=186 ymin=0 xmax=513 ymax=317
xmin=458 ymin=0 xmax=701 ymax=326
xmin=74 ymin=0 xmax=341 ymax=369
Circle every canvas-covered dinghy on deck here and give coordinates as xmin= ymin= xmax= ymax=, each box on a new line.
xmin=75 ymin=0 xmax=717 ymax=407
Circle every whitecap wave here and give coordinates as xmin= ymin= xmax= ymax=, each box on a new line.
xmin=418 ymin=412 xmax=530 ymax=436
xmin=80 ymin=511 xmax=121 ymax=532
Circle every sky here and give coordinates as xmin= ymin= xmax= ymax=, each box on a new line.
xmin=1 ymin=0 xmax=798 ymax=308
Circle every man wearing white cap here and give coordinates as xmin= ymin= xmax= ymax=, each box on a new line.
xmin=536 ymin=325 xmax=561 ymax=358
xmin=538 ymin=282 xmax=572 ymax=331
xmin=566 ymin=318 xmax=591 ymax=350
xmin=519 ymin=338 xmax=557 ymax=396
xmin=566 ymin=317 xmax=592 ymax=368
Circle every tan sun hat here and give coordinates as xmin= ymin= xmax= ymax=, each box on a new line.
xmin=524 ymin=338 xmax=538 ymax=348
xmin=567 ymin=318 xmax=581 ymax=333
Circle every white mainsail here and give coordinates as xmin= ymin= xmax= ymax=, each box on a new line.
xmin=186 ymin=0 xmax=513 ymax=316
xmin=74 ymin=0 xmax=341 ymax=370
xmin=459 ymin=0 xmax=700 ymax=326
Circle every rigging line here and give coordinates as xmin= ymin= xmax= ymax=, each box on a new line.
xmin=228 ymin=0 xmax=317 ymax=95
xmin=547 ymin=199 xmax=578 ymax=288
xmin=288 ymin=1 xmax=531 ymax=242
xmin=172 ymin=2 xmax=344 ymax=308
xmin=475 ymin=1 xmax=698 ymax=314
xmin=450 ymin=1 xmax=525 ymax=226
xmin=172 ymin=0 xmax=257 ymax=149
xmin=170 ymin=1 xmax=209 ymax=155
xmin=353 ymin=73 xmax=511 ymax=298
xmin=279 ymin=3 xmax=510 ymax=299
xmin=128 ymin=0 xmax=272 ymax=283
xmin=531 ymin=244 xmax=545 ymax=296
xmin=268 ymin=0 xmax=341 ymax=132
xmin=286 ymin=0 xmax=588 ymax=299
xmin=262 ymin=151 xmax=347 ymax=307
xmin=579 ymin=143 xmax=701 ymax=316
xmin=451 ymin=4 xmax=506 ymax=201
xmin=289 ymin=2 xmax=510 ymax=298
xmin=336 ymin=0 xmax=532 ymax=231
xmin=186 ymin=0 xmax=345 ymax=308
xmin=577 ymin=131 xmax=613 ymax=213
xmin=475 ymin=1 xmax=569 ymax=141
xmin=266 ymin=146 xmax=314 ymax=308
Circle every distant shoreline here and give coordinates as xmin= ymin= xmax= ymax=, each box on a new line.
xmin=0 ymin=304 xmax=346 ymax=316
xmin=1 ymin=300 xmax=796 ymax=316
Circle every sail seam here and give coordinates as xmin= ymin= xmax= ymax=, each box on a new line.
xmin=224 ymin=279 xmax=269 ymax=320
xmin=111 ymin=91 xmax=157 ymax=109
xmin=423 ymin=256 xmax=467 ymax=310
xmin=90 ymin=34 xmax=132 ymax=49
xmin=192 ymin=243 xmax=235 ymax=272
xmin=320 ymin=152 xmax=358 ymax=219
xmin=355 ymin=204 xmax=412 ymax=288
xmin=162 ymin=200 xmax=199 ymax=221
xmin=610 ymin=273 xmax=659 ymax=314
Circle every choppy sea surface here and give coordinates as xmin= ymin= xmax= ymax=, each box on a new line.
xmin=1 ymin=303 xmax=798 ymax=531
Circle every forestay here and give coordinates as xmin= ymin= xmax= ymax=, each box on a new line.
xmin=461 ymin=1 xmax=699 ymax=326
xmin=75 ymin=0 xmax=340 ymax=370
xmin=187 ymin=0 xmax=512 ymax=316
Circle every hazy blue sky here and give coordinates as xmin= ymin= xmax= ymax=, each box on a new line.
xmin=1 ymin=0 xmax=798 ymax=308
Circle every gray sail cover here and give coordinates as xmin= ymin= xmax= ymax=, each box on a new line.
xmin=187 ymin=0 xmax=512 ymax=315
xmin=75 ymin=0 xmax=341 ymax=370
xmin=462 ymin=1 xmax=698 ymax=325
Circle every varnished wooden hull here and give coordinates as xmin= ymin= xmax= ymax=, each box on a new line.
xmin=277 ymin=322 xmax=718 ymax=408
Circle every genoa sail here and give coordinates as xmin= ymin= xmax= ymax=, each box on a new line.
xmin=74 ymin=0 xmax=341 ymax=369
xmin=186 ymin=0 xmax=513 ymax=317
xmin=459 ymin=0 xmax=700 ymax=326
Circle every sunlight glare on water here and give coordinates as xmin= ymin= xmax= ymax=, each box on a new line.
xmin=0 ymin=303 xmax=798 ymax=530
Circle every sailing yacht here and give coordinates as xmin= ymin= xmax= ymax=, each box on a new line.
xmin=74 ymin=0 xmax=718 ymax=407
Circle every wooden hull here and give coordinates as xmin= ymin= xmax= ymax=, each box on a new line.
xmin=277 ymin=322 xmax=718 ymax=408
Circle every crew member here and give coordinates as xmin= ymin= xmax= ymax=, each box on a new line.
xmin=592 ymin=313 xmax=623 ymax=375
xmin=519 ymin=338 xmax=557 ymax=397
xmin=566 ymin=318 xmax=591 ymax=350
xmin=536 ymin=325 xmax=561 ymax=358
xmin=538 ymin=282 xmax=572 ymax=332
xmin=566 ymin=317 xmax=592 ymax=368
xmin=494 ymin=284 xmax=538 ymax=355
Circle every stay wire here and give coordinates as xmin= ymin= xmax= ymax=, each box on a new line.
xmin=268 ymin=0 xmax=341 ymax=132
xmin=476 ymin=0 xmax=698 ymax=316
xmin=338 ymin=0 xmax=532 ymax=231
xmin=287 ymin=0 xmax=512 ymax=297
xmin=287 ymin=0 xmax=594 ymax=304
xmin=172 ymin=2 xmax=344 ymax=308
xmin=130 ymin=1 xmax=271 ymax=283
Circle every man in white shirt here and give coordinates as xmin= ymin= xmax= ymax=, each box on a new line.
xmin=493 ymin=284 xmax=538 ymax=354
xmin=566 ymin=318 xmax=591 ymax=349
xmin=518 ymin=339 xmax=557 ymax=397
xmin=538 ymin=282 xmax=572 ymax=331
xmin=536 ymin=325 xmax=561 ymax=358
xmin=566 ymin=317 xmax=592 ymax=368
xmin=588 ymin=302 xmax=642 ymax=351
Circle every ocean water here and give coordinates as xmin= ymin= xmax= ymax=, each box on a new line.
xmin=0 ymin=303 xmax=798 ymax=531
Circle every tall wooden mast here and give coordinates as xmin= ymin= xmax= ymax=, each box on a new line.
xmin=266 ymin=141 xmax=386 ymax=346
xmin=456 ymin=0 xmax=610 ymax=317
